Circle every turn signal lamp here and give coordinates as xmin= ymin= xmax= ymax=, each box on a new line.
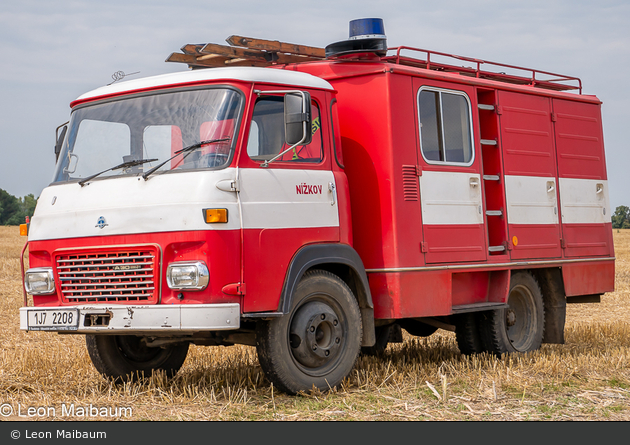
xmin=203 ymin=208 xmax=228 ymax=223
xmin=20 ymin=224 xmax=28 ymax=236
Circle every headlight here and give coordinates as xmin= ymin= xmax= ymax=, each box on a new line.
xmin=166 ymin=261 xmax=209 ymax=290
xmin=24 ymin=268 xmax=55 ymax=295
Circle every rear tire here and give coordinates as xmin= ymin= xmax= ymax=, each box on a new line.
xmin=86 ymin=335 xmax=189 ymax=382
xmin=478 ymin=271 xmax=545 ymax=355
xmin=256 ymin=270 xmax=362 ymax=394
xmin=454 ymin=312 xmax=483 ymax=355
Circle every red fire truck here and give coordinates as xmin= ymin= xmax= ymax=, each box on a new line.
xmin=20 ymin=19 xmax=614 ymax=394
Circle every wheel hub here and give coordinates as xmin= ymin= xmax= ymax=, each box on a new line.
xmin=289 ymin=301 xmax=343 ymax=369
xmin=506 ymin=309 xmax=517 ymax=327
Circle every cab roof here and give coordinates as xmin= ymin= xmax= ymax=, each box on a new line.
xmin=72 ymin=66 xmax=334 ymax=106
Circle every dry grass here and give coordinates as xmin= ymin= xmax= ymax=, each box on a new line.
xmin=0 ymin=226 xmax=628 ymax=421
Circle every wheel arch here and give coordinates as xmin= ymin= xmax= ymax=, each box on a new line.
xmin=279 ymin=243 xmax=376 ymax=347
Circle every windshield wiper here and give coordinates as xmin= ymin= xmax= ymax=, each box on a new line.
xmin=142 ymin=137 xmax=231 ymax=181
xmin=78 ymin=158 xmax=158 ymax=187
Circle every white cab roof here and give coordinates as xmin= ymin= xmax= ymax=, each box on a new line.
xmin=75 ymin=67 xmax=334 ymax=102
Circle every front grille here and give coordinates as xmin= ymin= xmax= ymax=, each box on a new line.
xmin=55 ymin=247 xmax=159 ymax=304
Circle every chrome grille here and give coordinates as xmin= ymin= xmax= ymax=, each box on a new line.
xmin=55 ymin=249 xmax=159 ymax=303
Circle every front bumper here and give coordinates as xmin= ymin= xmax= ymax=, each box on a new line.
xmin=20 ymin=303 xmax=240 ymax=334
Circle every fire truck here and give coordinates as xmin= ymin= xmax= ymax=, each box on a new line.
xmin=19 ymin=19 xmax=614 ymax=394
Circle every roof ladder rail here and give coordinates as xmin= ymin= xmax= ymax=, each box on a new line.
xmin=478 ymin=104 xmax=495 ymax=111
xmin=486 ymin=210 xmax=503 ymax=216
xmin=480 ymin=139 xmax=498 ymax=146
xmin=488 ymin=245 xmax=506 ymax=252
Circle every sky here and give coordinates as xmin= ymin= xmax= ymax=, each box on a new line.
xmin=1 ymin=0 xmax=629 ymax=209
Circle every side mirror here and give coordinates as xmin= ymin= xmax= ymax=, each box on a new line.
xmin=54 ymin=123 xmax=68 ymax=162
xmin=284 ymin=92 xmax=312 ymax=146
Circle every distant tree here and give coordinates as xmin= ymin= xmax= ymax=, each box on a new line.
xmin=0 ymin=189 xmax=38 ymax=225
xmin=612 ymin=205 xmax=630 ymax=229
xmin=0 ymin=189 xmax=20 ymax=225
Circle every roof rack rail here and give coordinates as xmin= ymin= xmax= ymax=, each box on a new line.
xmin=383 ymin=46 xmax=582 ymax=93
xmin=167 ymin=37 xmax=582 ymax=94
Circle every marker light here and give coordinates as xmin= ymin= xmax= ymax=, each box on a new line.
xmin=166 ymin=261 xmax=209 ymax=290
xmin=24 ymin=268 xmax=55 ymax=295
xmin=203 ymin=208 xmax=228 ymax=223
xmin=19 ymin=224 xmax=28 ymax=236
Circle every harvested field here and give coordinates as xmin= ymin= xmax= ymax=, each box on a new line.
xmin=0 ymin=226 xmax=628 ymax=421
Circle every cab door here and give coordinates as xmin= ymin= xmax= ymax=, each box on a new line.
xmin=238 ymin=89 xmax=340 ymax=313
xmin=414 ymin=80 xmax=487 ymax=264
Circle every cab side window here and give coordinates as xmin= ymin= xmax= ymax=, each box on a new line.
xmin=418 ymin=88 xmax=473 ymax=165
xmin=247 ymin=96 xmax=323 ymax=163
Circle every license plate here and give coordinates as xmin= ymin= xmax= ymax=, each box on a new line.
xmin=28 ymin=309 xmax=80 ymax=331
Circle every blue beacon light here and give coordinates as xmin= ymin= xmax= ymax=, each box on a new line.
xmin=348 ymin=18 xmax=386 ymax=40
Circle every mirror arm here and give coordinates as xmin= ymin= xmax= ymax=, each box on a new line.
xmin=261 ymin=122 xmax=308 ymax=168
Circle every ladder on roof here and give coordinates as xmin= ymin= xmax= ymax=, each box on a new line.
xmin=166 ymin=35 xmax=326 ymax=69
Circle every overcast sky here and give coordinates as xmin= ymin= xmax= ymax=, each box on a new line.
xmin=1 ymin=0 xmax=629 ymax=209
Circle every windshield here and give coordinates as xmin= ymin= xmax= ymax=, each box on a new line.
xmin=53 ymin=87 xmax=243 ymax=184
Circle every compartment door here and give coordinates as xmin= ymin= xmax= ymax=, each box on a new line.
xmin=498 ymin=91 xmax=562 ymax=260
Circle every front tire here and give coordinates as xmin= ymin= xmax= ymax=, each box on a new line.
xmin=86 ymin=335 xmax=189 ymax=382
xmin=256 ymin=270 xmax=362 ymax=394
xmin=478 ymin=271 xmax=545 ymax=355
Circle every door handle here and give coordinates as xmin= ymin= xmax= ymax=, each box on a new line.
xmin=328 ymin=182 xmax=336 ymax=206
xmin=546 ymin=181 xmax=555 ymax=193
xmin=469 ymin=177 xmax=479 ymax=187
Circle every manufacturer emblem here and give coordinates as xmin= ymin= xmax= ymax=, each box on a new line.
xmin=95 ymin=216 xmax=108 ymax=229
xmin=113 ymin=265 xmax=141 ymax=271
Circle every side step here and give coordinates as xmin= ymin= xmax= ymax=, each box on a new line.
xmin=451 ymin=302 xmax=509 ymax=314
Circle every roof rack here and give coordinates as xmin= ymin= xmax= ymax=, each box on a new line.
xmin=167 ymin=38 xmax=581 ymax=94
xmin=383 ymin=46 xmax=582 ymax=93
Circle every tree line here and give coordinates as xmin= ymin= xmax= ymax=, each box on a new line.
xmin=0 ymin=189 xmax=38 ymax=226
xmin=612 ymin=205 xmax=630 ymax=229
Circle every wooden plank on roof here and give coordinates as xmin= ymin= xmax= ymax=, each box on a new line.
xmin=226 ymin=35 xmax=325 ymax=58
xmin=165 ymin=52 xmax=227 ymax=68
xmin=200 ymin=43 xmax=270 ymax=61
xmin=180 ymin=44 xmax=206 ymax=55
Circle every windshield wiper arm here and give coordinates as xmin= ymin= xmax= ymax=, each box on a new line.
xmin=142 ymin=137 xmax=231 ymax=181
xmin=78 ymin=158 xmax=158 ymax=187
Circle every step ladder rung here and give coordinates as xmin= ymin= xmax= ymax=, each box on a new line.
xmin=483 ymin=175 xmax=500 ymax=181
xmin=480 ymin=139 xmax=498 ymax=146
xmin=478 ymin=104 xmax=495 ymax=111
xmin=488 ymin=245 xmax=506 ymax=252
xmin=486 ymin=210 xmax=503 ymax=216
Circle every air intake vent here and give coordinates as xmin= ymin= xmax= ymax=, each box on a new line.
xmin=402 ymin=165 xmax=420 ymax=201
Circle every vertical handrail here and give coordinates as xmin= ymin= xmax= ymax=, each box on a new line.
xmin=20 ymin=241 xmax=28 ymax=307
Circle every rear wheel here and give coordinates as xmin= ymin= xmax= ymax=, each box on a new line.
xmin=256 ymin=270 xmax=362 ymax=394
xmin=454 ymin=312 xmax=483 ymax=355
xmin=478 ymin=271 xmax=545 ymax=355
xmin=86 ymin=335 xmax=189 ymax=382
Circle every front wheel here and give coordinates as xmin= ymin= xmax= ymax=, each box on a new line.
xmin=256 ymin=270 xmax=362 ymax=394
xmin=86 ymin=335 xmax=189 ymax=382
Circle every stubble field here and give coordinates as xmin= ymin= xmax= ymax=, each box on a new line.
xmin=0 ymin=226 xmax=628 ymax=421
